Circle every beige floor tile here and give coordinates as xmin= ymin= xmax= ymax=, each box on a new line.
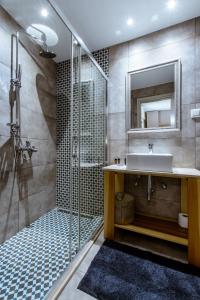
xmin=58 ymin=272 xmax=95 ymax=300
xmin=58 ymin=232 xmax=104 ymax=300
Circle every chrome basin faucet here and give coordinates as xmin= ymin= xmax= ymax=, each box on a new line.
xmin=148 ymin=143 xmax=153 ymax=154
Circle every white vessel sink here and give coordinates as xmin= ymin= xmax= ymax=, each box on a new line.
xmin=126 ymin=153 xmax=173 ymax=172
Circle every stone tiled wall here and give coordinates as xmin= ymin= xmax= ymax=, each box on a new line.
xmin=0 ymin=8 xmax=56 ymax=243
xmin=107 ymin=18 xmax=200 ymax=220
xmin=108 ymin=18 xmax=200 ymax=168
xmin=125 ymin=175 xmax=181 ymax=221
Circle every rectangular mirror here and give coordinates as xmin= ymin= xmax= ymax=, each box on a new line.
xmin=126 ymin=60 xmax=181 ymax=132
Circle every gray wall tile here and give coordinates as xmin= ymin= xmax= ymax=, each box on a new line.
xmin=195 ymin=103 xmax=200 ymax=137
xmin=0 ymin=7 xmax=56 ymax=242
xmin=196 ymin=137 xmax=200 ymax=169
xmin=125 ymin=175 xmax=181 ymax=220
xmin=128 ymin=19 xmax=195 ymax=57
xmin=108 ymin=85 xmax=126 ymax=113
xmin=108 ymin=139 xmax=127 ymax=164
xmin=108 ymin=18 xmax=199 ymax=169
xmin=107 ymin=112 xmax=126 ymax=140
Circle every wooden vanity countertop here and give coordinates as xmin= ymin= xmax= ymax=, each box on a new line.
xmin=103 ymin=165 xmax=200 ymax=178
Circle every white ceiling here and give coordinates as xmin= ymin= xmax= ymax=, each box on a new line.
xmin=1 ymin=0 xmax=200 ymax=63
xmin=54 ymin=0 xmax=200 ymax=51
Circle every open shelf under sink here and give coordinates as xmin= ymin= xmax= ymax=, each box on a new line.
xmin=115 ymin=214 xmax=188 ymax=246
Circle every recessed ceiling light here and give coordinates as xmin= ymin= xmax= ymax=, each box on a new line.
xmin=151 ymin=14 xmax=159 ymax=22
xmin=167 ymin=0 xmax=176 ymax=9
xmin=116 ymin=30 xmax=121 ymax=35
xmin=127 ymin=18 xmax=134 ymax=26
xmin=41 ymin=8 xmax=48 ymax=17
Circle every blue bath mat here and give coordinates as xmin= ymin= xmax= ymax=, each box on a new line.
xmin=78 ymin=240 xmax=200 ymax=300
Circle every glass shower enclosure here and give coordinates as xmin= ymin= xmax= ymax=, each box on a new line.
xmin=0 ymin=0 xmax=107 ymax=298
xmin=68 ymin=38 xmax=107 ymax=257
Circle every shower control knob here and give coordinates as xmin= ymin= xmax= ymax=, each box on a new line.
xmin=26 ymin=140 xmax=31 ymax=147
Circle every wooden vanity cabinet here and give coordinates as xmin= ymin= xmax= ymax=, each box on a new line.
xmin=104 ymin=166 xmax=200 ymax=267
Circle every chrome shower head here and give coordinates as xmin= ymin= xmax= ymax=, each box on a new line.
xmin=39 ymin=49 xmax=56 ymax=59
xmin=24 ymin=26 xmax=57 ymax=59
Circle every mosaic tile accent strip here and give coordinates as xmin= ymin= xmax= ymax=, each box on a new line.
xmin=92 ymin=48 xmax=109 ymax=77
xmin=56 ymin=59 xmax=71 ymax=211
xmin=0 ymin=208 xmax=102 ymax=300
xmin=56 ymin=50 xmax=108 ymax=215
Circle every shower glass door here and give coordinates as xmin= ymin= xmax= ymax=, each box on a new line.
xmin=69 ymin=36 xmax=81 ymax=260
xmin=69 ymin=38 xmax=107 ymax=257
xmin=79 ymin=50 xmax=106 ymax=245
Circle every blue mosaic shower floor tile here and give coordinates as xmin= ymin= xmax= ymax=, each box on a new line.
xmin=0 ymin=208 xmax=102 ymax=300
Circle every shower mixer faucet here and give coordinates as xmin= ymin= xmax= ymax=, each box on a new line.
xmin=7 ymin=122 xmax=20 ymax=137
xmin=16 ymin=140 xmax=38 ymax=160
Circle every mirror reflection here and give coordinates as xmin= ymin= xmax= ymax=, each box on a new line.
xmin=129 ymin=61 xmax=179 ymax=130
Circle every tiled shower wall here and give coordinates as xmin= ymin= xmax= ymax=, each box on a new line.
xmin=56 ymin=59 xmax=71 ymax=211
xmin=92 ymin=48 xmax=109 ymax=77
xmin=56 ymin=51 xmax=107 ymax=216
xmin=0 ymin=8 xmax=56 ymax=243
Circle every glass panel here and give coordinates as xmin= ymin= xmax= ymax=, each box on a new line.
xmin=0 ymin=1 xmax=107 ymax=299
xmin=0 ymin=0 xmax=74 ymax=298
xmin=69 ymin=45 xmax=106 ymax=254
xmin=69 ymin=36 xmax=81 ymax=258
xmin=79 ymin=50 xmax=106 ymax=246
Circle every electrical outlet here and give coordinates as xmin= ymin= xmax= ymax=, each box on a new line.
xmin=191 ymin=108 xmax=200 ymax=119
